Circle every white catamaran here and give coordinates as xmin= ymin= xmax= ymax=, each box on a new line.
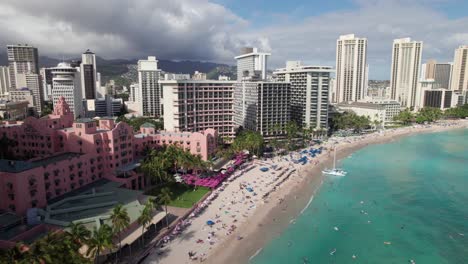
xmin=322 ymin=146 xmax=347 ymax=176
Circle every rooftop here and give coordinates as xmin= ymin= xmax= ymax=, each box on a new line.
xmin=75 ymin=118 xmax=95 ymax=123
xmin=45 ymin=180 xmax=160 ymax=234
xmin=0 ymin=152 xmax=83 ymax=173
xmin=140 ymin=122 xmax=155 ymax=128
xmin=336 ymin=101 xmax=385 ymax=110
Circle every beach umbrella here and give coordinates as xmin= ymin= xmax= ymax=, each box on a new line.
xmin=206 ymin=220 xmax=215 ymax=226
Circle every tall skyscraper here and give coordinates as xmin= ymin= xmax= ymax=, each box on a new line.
xmin=7 ymin=44 xmax=43 ymax=115
xmin=390 ymin=38 xmax=423 ymax=108
xmin=235 ymin=47 xmax=270 ymax=81
xmin=450 ymin=46 xmax=468 ymax=92
xmin=40 ymin=67 xmax=53 ymax=101
xmin=233 ymin=81 xmax=290 ymax=138
xmin=137 ymin=56 xmax=161 ymax=117
xmin=0 ymin=66 xmax=10 ymax=95
xmin=51 ymin=63 xmax=83 ymax=118
xmin=335 ymin=34 xmax=368 ymax=103
xmin=274 ymin=61 xmax=333 ymax=129
xmin=80 ymin=49 xmax=97 ymax=99
xmin=7 ymin=44 xmax=39 ymax=90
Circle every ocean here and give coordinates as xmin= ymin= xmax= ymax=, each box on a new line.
xmin=251 ymin=129 xmax=468 ymax=264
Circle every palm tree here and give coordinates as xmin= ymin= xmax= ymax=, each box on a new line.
xmin=158 ymin=187 xmax=173 ymax=228
xmin=137 ymin=207 xmax=152 ymax=245
xmin=67 ymin=222 xmax=91 ymax=246
xmin=110 ymin=204 xmax=130 ymax=257
xmin=87 ymin=224 xmax=114 ymax=264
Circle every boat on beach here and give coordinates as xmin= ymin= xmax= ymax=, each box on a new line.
xmin=322 ymin=146 xmax=347 ymax=177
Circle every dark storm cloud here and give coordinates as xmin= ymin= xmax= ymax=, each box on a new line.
xmin=0 ymin=0 xmax=263 ymax=62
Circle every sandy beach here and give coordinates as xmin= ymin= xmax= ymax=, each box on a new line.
xmin=143 ymin=120 xmax=468 ymax=264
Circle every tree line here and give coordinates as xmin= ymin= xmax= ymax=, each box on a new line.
xmin=393 ymin=104 xmax=468 ymax=125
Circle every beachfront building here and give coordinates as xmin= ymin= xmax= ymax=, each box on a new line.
xmin=366 ymin=100 xmax=401 ymax=123
xmin=274 ymin=61 xmax=333 ymax=129
xmin=161 ymin=80 xmax=236 ymax=140
xmin=233 ymin=81 xmax=290 ymax=138
xmin=336 ymin=101 xmax=387 ymax=127
xmin=450 ymin=46 xmax=468 ymax=92
xmin=390 ymin=38 xmax=423 ymax=108
xmin=335 ymin=34 xmax=368 ymax=103
xmin=0 ymin=97 xmax=217 ymax=216
xmin=421 ymin=60 xmax=452 ymax=89
xmin=421 ymin=89 xmax=460 ymax=110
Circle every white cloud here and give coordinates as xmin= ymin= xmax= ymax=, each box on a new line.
xmin=0 ymin=0 xmax=251 ymax=63
xmin=244 ymin=0 xmax=468 ymax=79
xmin=0 ymin=0 xmax=467 ymax=79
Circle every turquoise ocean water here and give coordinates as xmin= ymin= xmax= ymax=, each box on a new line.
xmin=252 ymin=129 xmax=468 ymax=264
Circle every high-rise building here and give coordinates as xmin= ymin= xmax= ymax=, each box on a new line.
xmin=51 ymin=63 xmax=83 ymax=118
xmin=7 ymin=44 xmax=43 ymax=115
xmin=25 ymin=73 xmax=43 ymax=115
xmin=423 ymin=59 xmax=437 ymax=80
xmin=235 ymin=47 xmax=270 ymax=81
xmin=335 ymin=34 xmax=368 ymax=102
xmin=274 ymin=61 xmax=333 ymax=129
xmin=80 ymin=49 xmax=97 ymax=99
xmin=8 ymin=89 xmax=34 ymax=107
xmin=233 ymin=81 xmax=290 ymax=138
xmin=137 ymin=56 xmax=161 ymax=117
xmin=390 ymin=38 xmax=423 ymax=108
xmin=433 ymin=63 xmax=452 ymax=89
xmin=0 ymin=66 xmax=10 ymax=95
xmin=421 ymin=60 xmax=452 ymax=89
xmin=161 ymin=80 xmax=236 ymax=139
xmin=40 ymin=67 xmax=53 ymax=101
xmin=450 ymin=46 xmax=468 ymax=92
xmin=7 ymin=44 xmax=39 ymax=90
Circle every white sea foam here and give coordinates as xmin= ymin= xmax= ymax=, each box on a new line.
xmin=249 ymin=248 xmax=263 ymax=261
xmin=300 ymin=195 xmax=315 ymax=215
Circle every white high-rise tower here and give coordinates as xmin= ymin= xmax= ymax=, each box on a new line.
xmin=137 ymin=56 xmax=161 ymax=117
xmin=450 ymin=46 xmax=468 ymax=92
xmin=390 ymin=38 xmax=423 ymax=108
xmin=335 ymin=34 xmax=368 ymax=103
xmin=235 ymin=47 xmax=270 ymax=81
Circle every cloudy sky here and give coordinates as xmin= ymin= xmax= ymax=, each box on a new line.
xmin=1 ymin=0 xmax=467 ymax=79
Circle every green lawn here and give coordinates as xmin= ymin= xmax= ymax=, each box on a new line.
xmin=145 ymin=183 xmax=210 ymax=208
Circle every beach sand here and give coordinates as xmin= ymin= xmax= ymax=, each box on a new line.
xmin=143 ymin=120 xmax=468 ymax=264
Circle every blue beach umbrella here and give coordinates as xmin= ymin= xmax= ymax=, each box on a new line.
xmin=206 ymin=220 xmax=215 ymax=226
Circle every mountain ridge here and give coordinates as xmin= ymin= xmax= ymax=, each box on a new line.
xmin=0 ymin=52 xmax=236 ymax=84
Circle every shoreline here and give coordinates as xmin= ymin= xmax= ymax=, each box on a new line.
xmin=206 ymin=120 xmax=468 ymax=264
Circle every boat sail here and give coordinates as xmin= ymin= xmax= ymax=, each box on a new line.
xmin=322 ymin=146 xmax=347 ymax=176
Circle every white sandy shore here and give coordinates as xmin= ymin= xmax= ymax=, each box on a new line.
xmin=143 ymin=120 xmax=468 ymax=264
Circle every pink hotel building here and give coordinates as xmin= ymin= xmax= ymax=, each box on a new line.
xmin=0 ymin=97 xmax=217 ymax=216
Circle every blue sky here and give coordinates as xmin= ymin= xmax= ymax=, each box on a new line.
xmin=1 ymin=0 xmax=467 ymax=80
